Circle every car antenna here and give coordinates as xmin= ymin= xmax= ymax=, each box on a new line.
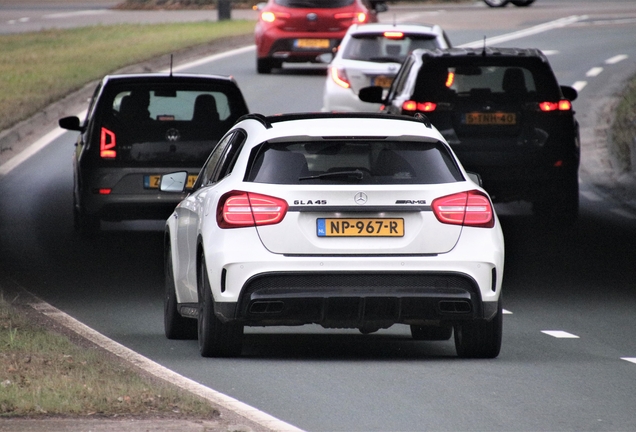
xmin=169 ymin=54 xmax=173 ymax=77
xmin=482 ymin=36 xmax=487 ymax=56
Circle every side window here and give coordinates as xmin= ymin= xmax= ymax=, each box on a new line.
xmin=211 ymin=130 xmax=247 ymax=183
xmin=195 ymin=131 xmax=235 ymax=189
xmin=387 ymin=57 xmax=414 ymax=101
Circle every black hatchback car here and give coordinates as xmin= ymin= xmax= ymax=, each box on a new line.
xmin=59 ymin=73 xmax=249 ymax=235
xmin=360 ymin=47 xmax=580 ymax=225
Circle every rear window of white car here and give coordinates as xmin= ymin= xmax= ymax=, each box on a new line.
xmin=343 ymin=33 xmax=441 ymax=63
xmin=246 ymin=140 xmax=463 ymax=185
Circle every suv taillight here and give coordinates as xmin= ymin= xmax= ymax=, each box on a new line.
xmin=402 ymin=100 xmax=437 ymax=112
xmin=539 ymin=100 xmax=572 ymax=112
xmin=100 ymin=127 xmax=116 ymax=159
xmin=432 ymin=190 xmax=494 ymax=228
xmin=217 ymin=191 xmax=288 ymax=229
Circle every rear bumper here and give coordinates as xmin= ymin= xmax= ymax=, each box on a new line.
xmin=219 ymin=271 xmax=498 ymax=328
xmin=81 ymin=192 xmax=185 ymax=221
xmin=256 ymin=29 xmax=344 ymax=60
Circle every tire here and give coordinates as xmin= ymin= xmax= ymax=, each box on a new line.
xmin=164 ymin=247 xmax=197 ymax=340
xmin=410 ymin=325 xmax=453 ymax=341
xmin=510 ymin=0 xmax=535 ymax=5
xmin=454 ymin=298 xmax=502 ymax=359
xmin=198 ymin=258 xmax=243 ymax=358
xmin=483 ymin=0 xmax=510 ymax=7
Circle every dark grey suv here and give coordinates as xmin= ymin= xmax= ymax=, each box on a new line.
xmin=59 ymin=73 xmax=249 ymax=235
xmin=360 ymin=47 xmax=580 ymax=225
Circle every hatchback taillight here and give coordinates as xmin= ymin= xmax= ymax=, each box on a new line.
xmin=330 ymin=67 xmax=350 ymax=89
xmin=334 ymin=12 xmax=367 ymax=23
xmin=100 ymin=127 xmax=116 ymax=159
xmin=217 ymin=191 xmax=288 ymax=229
xmin=432 ymin=190 xmax=494 ymax=228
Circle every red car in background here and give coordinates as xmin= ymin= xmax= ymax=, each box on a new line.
xmin=254 ymin=0 xmax=388 ymax=74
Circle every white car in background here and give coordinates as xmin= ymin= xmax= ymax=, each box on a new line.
xmin=322 ymin=23 xmax=451 ymax=112
xmin=161 ymin=113 xmax=504 ymax=359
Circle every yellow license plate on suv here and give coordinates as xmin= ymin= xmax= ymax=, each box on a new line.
xmin=145 ymin=174 xmax=197 ymax=190
xmin=295 ymin=39 xmax=330 ymax=49
xmin=464 ymin=112 xmax=516 ymax=125
xmin=317 ymin=218 xmax=404 ymax=237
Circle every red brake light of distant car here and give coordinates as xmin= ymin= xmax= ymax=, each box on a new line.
xmin=432 ymin=190 xmax=494 ymax=228
xmin=100 ymin=127 xmax=116 ymax=159
xmin=334 ymin=12 xmax=367 ymax=23
xmin=383 ymin=31 xmax=404 ymax=39
xmin=217 ymin=191 xmax=288 ymax=228
xmin=539 ymin=99 xmax=571 ymax=112
xmin=402 ymin=100 xmax=437 ymax=112
xmin=330 ymin=67 xmax=350 ymax=89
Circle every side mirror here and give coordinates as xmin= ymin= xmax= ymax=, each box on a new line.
xmin=317 ymin=53 xmax=334 ymax=64
xmin=58 ymin=116 xmax=83 ymax=132
xmin=466 ymin=172 xmax=483 ymax=187
xmin=160 ymin=172 xmax=188 ymax=193
xmin=561 ymin=85 xmax=578 ymax=102
xmin=371 ymin=1 xmax=388 ymax=13
xmin=358 ymin=86 xmax=385 ymax=104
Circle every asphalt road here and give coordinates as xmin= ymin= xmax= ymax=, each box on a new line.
xmin=2 ymin=1 xmax=636 ymax=431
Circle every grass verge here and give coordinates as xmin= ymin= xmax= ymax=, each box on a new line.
xmin=0 ymin=290 xmax=216 ymax=419
xmin=0 ymin=20 xmax=255 ymax=132
xmin=611 ymin=74 xmax=636 ymax=172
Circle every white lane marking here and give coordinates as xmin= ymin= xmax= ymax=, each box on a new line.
xmin=610 ymin=208 xmax=636 ymax=219
xmin=542 ymin=330 xmax=580 ymax=338
xmin=621 ymin=358 xmax=636 ymax=364
xmin=29 ymin=300 xmax=304 ymax=432
xmin=458 ymin=15 xmax=585 ymax=48
xmin=586 ymin=67 xmax=603 ymax=77
xmin=572 ymin=81 xmax=587 ymax=92
xmin=503 ymin=309 xmax=513 ymax=315
xmin=8 ymin=17 xmax=31 ymax=24
xmin=169 ymin=45 xmax=255 ymax=73
xmin=606 ymin=54 xmax=628 ymax=65
xmin=44 ymin=10 xmax=110 ymax=19
xmin=580 ymin=190 xmax=603 ymax=202
xmin=0 ymin=109 xmax=87 ymax=178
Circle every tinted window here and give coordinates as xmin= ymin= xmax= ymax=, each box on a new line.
xmin=343 ymin=34 xmax=439 ymax=63
xmin=275 ymin=0 xmax=354 ymax=7
xmin=247 ymin=140 xmax=463 ymax=185
xmin=92 ymin=81 xmax=247 ymax=168
xmin=413 ymin=58 xmax=559 ymax=102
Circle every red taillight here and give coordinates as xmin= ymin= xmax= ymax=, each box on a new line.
xmin=334 ymin=12 xmax=367 ymax=23
xmin=539 ymin=99 xmax=571 ymax=112
xmin=432 ymin=190 xmax=494 ymax=228
xmin=402 ymin=100 xmax=437 ymax=112
xmin=217 ymin=191 xmax=288 ymax=229
xmin=100 ymin=127 xmax=116 ymax=159
xmin=330 ymin=67 xmax=350 ymax=89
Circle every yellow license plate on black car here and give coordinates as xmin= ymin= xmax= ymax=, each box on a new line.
xmin=464 ymin=112 xmax=516 ymax=125
xmin=145 ymin=174 xmax=197 ymax=189
xmin=317 ymin=218 xmax=404 ymax=237
xmin=296 ymin=39 xmax=330 ymax=49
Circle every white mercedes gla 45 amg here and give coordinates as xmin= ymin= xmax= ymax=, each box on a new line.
xmin=161 ymin=113 xmax=505 ymax=358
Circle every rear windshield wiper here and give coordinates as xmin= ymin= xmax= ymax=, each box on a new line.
xmin=299 ymin=170 xmax=364 ymax=181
